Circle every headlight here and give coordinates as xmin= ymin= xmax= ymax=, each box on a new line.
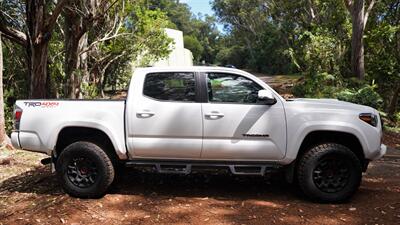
xmin=359 ymin=113 xmax=378 ymax=127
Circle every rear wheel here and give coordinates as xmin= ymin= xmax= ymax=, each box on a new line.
xmin=56 ymin=141 xmax=115 ymax=198
xmin=297 ymin=143 xmax=362 ymax=202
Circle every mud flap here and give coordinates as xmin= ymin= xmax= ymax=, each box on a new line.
xmin=285 ymin=162 xmax=296 ymax=184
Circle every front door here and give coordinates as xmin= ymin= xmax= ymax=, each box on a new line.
xmin=127 ymin=72 xmax=203 ymax=159
xmin=201 ymin=72 xmax=286 ymax=160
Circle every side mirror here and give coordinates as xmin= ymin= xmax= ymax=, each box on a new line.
xmin=258 ymin=90 xmax=277 ymax=105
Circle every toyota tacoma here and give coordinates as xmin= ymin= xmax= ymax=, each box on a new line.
xmin=11 ymin=67 xmax=386 ymax=202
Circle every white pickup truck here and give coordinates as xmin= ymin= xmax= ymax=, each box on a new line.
xmin=11 ymin=67 xmax=386 ymax=202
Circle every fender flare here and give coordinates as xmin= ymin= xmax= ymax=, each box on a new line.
xmin=48 ymin=121 xmax=128 ymax=160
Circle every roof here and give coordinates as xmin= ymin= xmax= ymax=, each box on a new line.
xmin=135 ymin=66 xmax=246 ymax=74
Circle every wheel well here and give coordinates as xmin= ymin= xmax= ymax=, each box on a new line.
xmin=55 ymin=127 xmax=118 ymax=162
xmin=298 ymin=131 xmax=365 ymax=164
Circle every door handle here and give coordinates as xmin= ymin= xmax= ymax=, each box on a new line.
xmin=205 ymin=111 xmax=224 ymax=119
xmin=136 ymin=110 xmax=155 ymax=118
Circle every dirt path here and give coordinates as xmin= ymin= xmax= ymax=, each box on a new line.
xmin=258 ymin=75 xmax=298 ymax=99
xmin=0 ymin=148 xmax=399 ymax=225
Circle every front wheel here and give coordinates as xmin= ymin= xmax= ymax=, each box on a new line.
xmin=296 ymin=143 xmax=362 ymax=203
xmin=56 ymin=141 xmax=115 ymax=198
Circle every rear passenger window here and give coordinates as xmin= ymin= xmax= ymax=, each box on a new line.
xmin=143 ymin=72 xmax=196 ymax=102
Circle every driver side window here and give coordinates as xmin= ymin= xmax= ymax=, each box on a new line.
xmin=206 ymin=73 xmax=263 ymax=104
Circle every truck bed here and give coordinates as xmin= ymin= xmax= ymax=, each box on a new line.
xmin=12 ymin=99 xmax=127 ymax=159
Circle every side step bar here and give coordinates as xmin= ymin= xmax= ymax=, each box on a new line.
xmin=125 ymin=161 xmax=280 ymax=176
xmin=229 ymin=165 xmax=268 ymax=176
xmin=156 ymin=164 xmax=191 ymax=175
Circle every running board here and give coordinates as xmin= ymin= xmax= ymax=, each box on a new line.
xmin=125 ymin=161 xmax=280 ymax=176
xmin=229 ymin=165 xmax=268 ymax=176
xmin=156 ymin=164 xmax=191 ymax=175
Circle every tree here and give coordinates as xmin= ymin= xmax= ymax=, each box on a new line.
xmin=150 ymin=0 xmax=221 ymax=64
xmin=63 ymin=0 xmax=124 ymax=98
xmin=0 ymin=33 xmax=5 ymax=143
xmin=184 ymin=35 xmax=203 ymax=62
xmin=365 ymin=0 xmax=400 ymax=116
xmin=344 ymin=0 xmax=376 ymax=80
xmin=0 ymin=0 xmax=68 ymax=98
xmin=213 ymin=0 xmax=268 ymax=69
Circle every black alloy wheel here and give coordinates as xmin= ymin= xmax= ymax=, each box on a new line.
xmin=67 ymin=156 xmax=98 ymax=188
xmin=312 ymin=156 xmax=351 ymax=193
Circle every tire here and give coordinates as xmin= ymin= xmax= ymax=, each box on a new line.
xmin=296 ymin=143 xmax=362 ymax=203
xmin=56 ymin=141 xmax=115 ymax=198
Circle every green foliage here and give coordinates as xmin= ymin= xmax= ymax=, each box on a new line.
xmin=292 ymin=72 xmax=341 ymax=98
xmin=2 ymin=40 xmax=29 ymax=134
xmin=85 ymin=0 xmax=172 ymax=94
xmin=292 ymin=30 xmax=345 ymax=76
xmin=184 ymin=35 xmax=204 ymax=63
xmin=336 ymin=85 xmax=383 ymax=109
xmin=365 ymin=11 xmax=400 ymax=111
xmin=215 ymin=45 xmax=246 ymax=67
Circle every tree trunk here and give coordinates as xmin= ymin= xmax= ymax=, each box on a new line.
xmin=0 ymin=33 xmax=6 ymax=143
xmin=245 ymin=37 xmax=258 ymax=71
xmin=79 ymin=33 xmax=89 ymax=99
xmin=29 ymin=41 xmax=50 ymax=98
xmin=1 ymin=0 xmax=67 ymax=99
xmin=388 ymin=82 xmax=400 ymax=117
xmin=350 ymin=0 xmax=366 ymax=80
xmin=64 ymin=15 xmax=83 ymax=99
xmin=26 ymin=0 xmax=68 ymax=98
xmin=26 ymin=0 xmax=47 ymax=98
xmin=64 ymin=0 xmax=93 ymax=99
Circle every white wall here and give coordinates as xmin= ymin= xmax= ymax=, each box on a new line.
xmin=152 ymin=28 xmax=194 ymax=67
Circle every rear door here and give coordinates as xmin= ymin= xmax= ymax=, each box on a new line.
xmin=126 ymin=71 xmax=203 ymax=159
xmin=201 ymin=72 xmax=286 ymax=160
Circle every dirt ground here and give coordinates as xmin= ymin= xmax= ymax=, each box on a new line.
xmin=0 ymin=145 xmax=399 ymax=225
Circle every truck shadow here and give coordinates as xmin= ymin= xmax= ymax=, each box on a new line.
xmin=0 ymin=166 xmax=302 ymax=201
xmin=1 ymin=161 xmax=398 ymax=225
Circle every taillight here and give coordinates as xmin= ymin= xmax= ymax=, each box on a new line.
xmin=13 ymin=106 xmax=22 ymax=130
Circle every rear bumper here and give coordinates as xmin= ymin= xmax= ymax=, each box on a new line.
xmin=11 ymin=132 xmax=21 ymax=149
xmin=11 ymin=131 xmax=50 ymax=155
xmin=370 ymin=144 xmax=387 ymax=160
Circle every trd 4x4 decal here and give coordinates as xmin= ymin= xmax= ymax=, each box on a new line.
xmin=24 ymin=102 xmax=59 ymax=108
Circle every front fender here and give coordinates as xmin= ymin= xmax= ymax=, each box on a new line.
xmin=282 ymin=121 xmax=369 ymax=164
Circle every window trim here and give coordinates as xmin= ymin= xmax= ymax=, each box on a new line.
xmin=142 ymin=71 xmax=202 ymax=103
xmin=201 ymin=72 xmax=268 ymax=105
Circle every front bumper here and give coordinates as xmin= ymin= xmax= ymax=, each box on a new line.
xmin=371 ymin=144 xmax=387 ymax=160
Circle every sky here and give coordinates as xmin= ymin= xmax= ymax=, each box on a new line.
xmin=181 ymin=0 xmax=225 ymax=32
xmin=182 ymin=0 xmax=214 ymax=16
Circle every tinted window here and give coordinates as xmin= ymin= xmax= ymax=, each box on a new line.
xmin=143 ymin=72 xmax=196 ymax=102
xmin=207 ymin=73 xmax=263 ymax=104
